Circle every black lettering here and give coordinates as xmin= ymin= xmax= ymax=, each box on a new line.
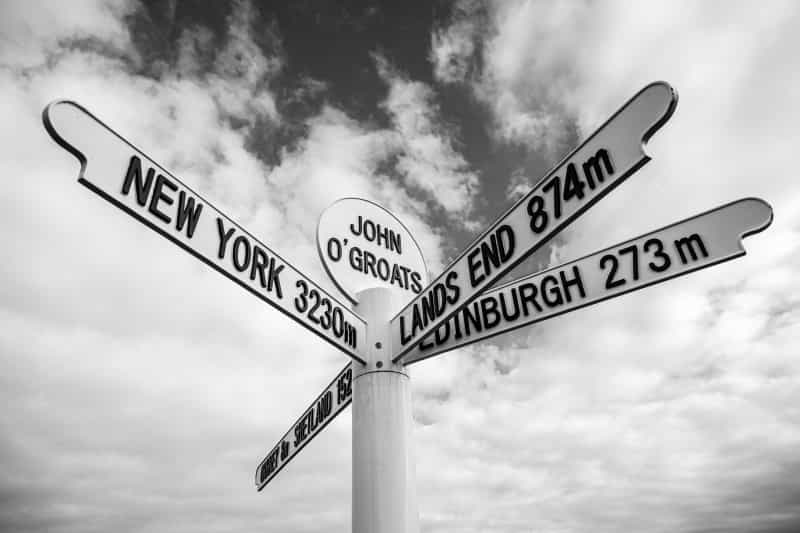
xmin=462 ymin=301 xmax=482 ymax=336
xmin=541 ymin=275 xmax=564 ymax=307
xmin=645 ymin=238 xmax=671 ymax=272
xmin=600 ymin=254 xmax=625 ymax=289
xmin=390 ymin=264 xmax=405 ymax=288
xmin=363 ymin=250 xmax=377 ymax=277
xmin=497 ymin=224 xmax=515 ymax=261
xmin=582 ymin=148 xmax=614 ymax=188
xmin=433 ymin=321 xmax=450 ymax=346
xmin=390 ymin=231 xmax=401 ymax=254
xmin=452 ymin=310 xmax=464 ymax=340
xmin=518 ymin=282 xmax=543 ymax=316
xmin=216 ymin=218 xmax=235 ymax=259
xmin=294 ymin=279 xmax=309 ymax=313
xmin=674 ymin=234 xmax=708 ymax=264
xmin=559 ymin=266 xmax=586 ymax=302
xmin=323 ymin=391 xmax=333 ymax=416
xmin=327 ymin=238 xmax=342 ymax=262
xmin=267 ymin=257 xmax=284 ymax=298
xmin=467 ymin=247 xmax=484 ymax=286
xmin=376 ymin=258 xmax=390 ymax=281
xmin=315 ymin=401 xmax=325 ymax=425
xmin=498 ymin=289 xmax=520 ymax=322
xmin=481 ymin=236 xmax=500 ymax=275
xmin=121 ymin=155 xmax=154 ymax=206
xmin=350 ymin=216 xmax=363 ymax=236
xmin=419 ymin=331 xmax=435 ymax=351
xmin=619 ymin=244 xmax=640 ymax=281
xmin=337 ymin=370 xmax=352 ymax=403
xmin=280 ymin=440 xmax=289 ymax=461
xmin=175 ymin=191 xmax=203 ymax=238
xmin=349 ymin=246 xmax=363 ymax=271
xmin=307 ymin=409 xmax=316 ymax=432
xmin=480 ymin=297 xmax=500 ymax=329
xmin=232 ymin=235 xmax=251 ymax=272
xmin=563 ymin=162 xmax=587 ymax=198
xmin=363 ymin=219 xmax=376 ymax=241
xmin=400 ymin=314 xmax=413 ymax=345
xmin=411 ymin=304 xmax=424 ymax=338
xmin=376 ymin=224 xmax=389 ymax=249
xmin=148 ymin=174 xmax=177 ymax=224
xmin=433 ymin=283 xmax=447 ymax=315
xmin=410 ymin=271 xmax=423 ymax=293
xmin=421 ymin=291 xmax=436 ymax=326
xmin=445 ymin=271 xmax=460 ymax=305
xmin=294 ymin=419 xmax=307 ymax=447
xmin=308 ymin=290 xmax=322 ymax=324
xmin=250 ymin=246 xmax=268 ymax=288
xmin=468 ymin=225 xmax=515 ymax=288
xmin=543 ymin=176 xmax=562 ymax=219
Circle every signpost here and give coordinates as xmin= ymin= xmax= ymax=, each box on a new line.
xmin=390 ymin=81 xmax=678 ymax=361
xmin=43 ymin=80 xmax=776 ymax=533
xmin=43 ymin=100 xmax=367 ymax=364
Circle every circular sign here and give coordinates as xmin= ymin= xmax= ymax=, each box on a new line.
xmin=317 ymin=198 xmax=428 ymax=305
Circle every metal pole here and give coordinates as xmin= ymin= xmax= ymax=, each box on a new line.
xmin=352 ymin=287 xmax=418 ymax=533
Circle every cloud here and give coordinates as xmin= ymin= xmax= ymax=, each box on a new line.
xmin=374 ymin=53 xmax=481 ymax=226
xmin=430 ymin=0 xmax=485 ymax=84
xmin=0 ymin=0 xmax=137 ymax=71
xmin=431 ymin=0 xmax=575 ymax=155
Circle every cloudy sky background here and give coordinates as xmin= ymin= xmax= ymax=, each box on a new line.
xmin=2 ymin=0 xmax=800 ymax=531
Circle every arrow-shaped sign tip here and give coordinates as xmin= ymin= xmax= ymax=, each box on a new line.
xmin=634 ymin=81 xmax=679 ymax=152
xmin=735 ymin=197 xmax=773 ymax=239
xmin=43 ymin=100 xmax=90 ymax=174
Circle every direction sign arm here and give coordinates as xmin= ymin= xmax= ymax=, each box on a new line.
xmin=43 ymin=100 xmax=367 ymax=363
xmin=391 ymin=82 xmax=678 ymax=362
xmin=255 ymin=362 xmax=354 ymax=490
xmin=399 ymin=198 xmax=773 ymax=365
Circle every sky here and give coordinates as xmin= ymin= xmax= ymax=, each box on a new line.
xmin=1 ymin=0 xmax=800 ymax=532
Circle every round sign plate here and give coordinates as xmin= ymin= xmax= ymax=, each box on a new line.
xmin=317 ymin=198 xmax=428 ymax=305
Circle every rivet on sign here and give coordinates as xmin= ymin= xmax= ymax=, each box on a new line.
xmin=376 ymin=361 xmax=383 ymax=368
xmin=375 ymin=342 xmax=382 ymax=349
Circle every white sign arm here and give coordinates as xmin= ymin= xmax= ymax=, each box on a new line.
xmin=400 ymin=198 xmax=773 ymax=365
xmin=43 ymin=101 xmax=367 ymax=363
xmin=255 ymin=363 xmax=353 ymax=490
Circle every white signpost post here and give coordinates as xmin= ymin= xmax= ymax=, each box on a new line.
xmin=317 ymin=198 xmax=429 ymax=533
xmin=43 ymin=81 xmax=775 ymax=533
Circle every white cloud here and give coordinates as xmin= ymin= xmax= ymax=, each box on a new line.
xmin=374 ymin=53 xmax=481 ymax=224
xmin=430 ymin=0 xmax=484 ymax=83
xmin=0 ymin=0 xmax=137 ymax=70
